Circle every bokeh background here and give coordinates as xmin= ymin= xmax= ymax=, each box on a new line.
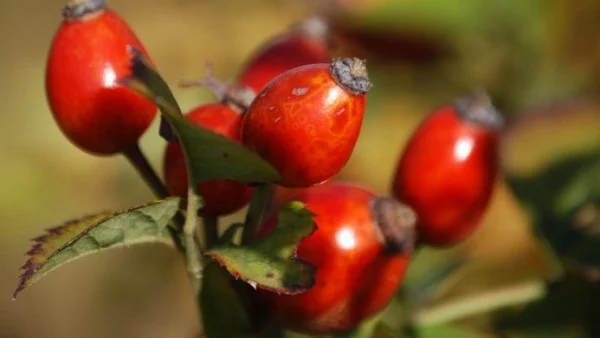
xmin=1 ymin=0 xmax=600 ymax=337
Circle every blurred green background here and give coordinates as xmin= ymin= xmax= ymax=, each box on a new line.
xmin=1 ymin=0 xmax=600 ymax=337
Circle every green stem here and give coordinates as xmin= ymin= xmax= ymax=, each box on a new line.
xmin=123 ymin=143 xmax=170 ymax=199
xmin=413 ymin=280 xmax=546 ymax=326
xmin=123 ymin=143 xmax=185 ymax=230
xmin=184 ymin=187 xmax=204 ymax=293
xmin=334 ymin=312 xmax=384 ymax=338
xmin=241 ymin=184 xmax=276 ymax=245
xmin=202 ymin=214 xmax=219 ymax=249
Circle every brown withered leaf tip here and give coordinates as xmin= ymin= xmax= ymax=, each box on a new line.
xmin=13 ymin=212 xmax=111 ymax=300
xmin=13 ymin=199 xmax=170 ymax=300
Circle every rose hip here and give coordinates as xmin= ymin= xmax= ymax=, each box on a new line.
xmin=46 ymin=0 xmax=157 ymax=155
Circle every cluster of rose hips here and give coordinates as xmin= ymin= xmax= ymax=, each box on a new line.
xmin=44 ymin=0 xmax=503 ymax=335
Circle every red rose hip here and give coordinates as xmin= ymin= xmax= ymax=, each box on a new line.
xmin=391 ymin=91 xmax=504 ymax=247
xmin=163 ymin=103 xmax=254 ymax=216
xmin=241 ymin=58 xmax=371 ymax=188
xmin=255 ymin=182 xmax=416 ymax=334
xmin=46 ymin=0 xmax=156 ymax=155
xmin=238 ymin=17 xmax=332 ymax=94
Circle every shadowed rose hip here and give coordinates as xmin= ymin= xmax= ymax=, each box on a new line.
xmin=392 ymin=90 xmax=504 ymax=247
xmin=238 ymin=17 xmax=333 ymax=94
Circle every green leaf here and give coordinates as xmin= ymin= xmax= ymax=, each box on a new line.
xmin=13 ymin=198 xmax=181 ymax=299
xmin=416 ymin=324 xmax=489 ymax=338
xmin=120 ymin=47 xmax=281 ymax=186
xmin=200 ymin=262 xmax=256 ymax=338
xmin=559 ymin=202 xmax=600 ymax=270
xmin=537 ymin=153 xmax=600 ymax=276
xmin=217 ymin=223 xmax=244 ymax=245
xmin=371 ymin=324 xmax=401 ymax=338
xmin=205 ymin=201 xmax=317 ymax=295
xmin=374 ymin=317 xmax=489 ymax=338
xmin=554 ymin=158 xmax=600 ymax=217
xmin=377 ymin=293 xmax=414 ymax=337
xmin=333 ymin=312 xmax=386 ymax=338
xmin=404 ymin=250 xmax=468 ymax=305
xmin=493 ymin=274 xmax=599 ymax=338
xmin=506 ymin=149 xmax=600 ymax=269
xmin=505 ymin=150 xmax=600 ymax=224
xmin=349 ymin=0 xmax=542 ymax=40
xmin=242 ymin=184 xmax=276 ymax=245
xmin=500 ymin=328 xmax=587 ymax=338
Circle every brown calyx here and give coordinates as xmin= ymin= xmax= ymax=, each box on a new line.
xmin=370 ymin=196 xmax=417 ymax=255
xmin=330 ymin=58 xmax=372 ymax=96
xmin=62 ymin=0 xmax=106 ymax=21
xmin=454 ymin=89 xmax=505 ymax=130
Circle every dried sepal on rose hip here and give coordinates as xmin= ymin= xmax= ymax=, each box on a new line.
xmin=163 ymin=102 xmax=254 ymax=217
xmin=241 ymin=57 xmax=372 ymax=188
xmin=253 ymin=182 xmax=416 ymax=335
xmin=180 ymin=62 xmax=257 ymax=114
xmin=392 ymin=90 xmax=504 ymax=247
xmin=46 ymin=0 xmax=157 ymax=155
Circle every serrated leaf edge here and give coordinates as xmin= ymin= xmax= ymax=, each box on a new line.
xmin=204 ymin=219 xmax=318 ymax=295
xmin=13 ymin=198 xmax=179 ymax=299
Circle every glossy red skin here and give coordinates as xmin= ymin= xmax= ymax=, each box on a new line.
xmin=46 ymin=9 xmax=157 ymax=155
xmin=241 ymin=64 xmax=366 ymax=188
xmin=163 ymin=103 xmax=254 ymax=216
xmin=392 ymin=106 xmax=499 ymax=247
xmin=255 ymin=182 xmax=410 ymax=335
xmin=238 ymin=34 xmax=331 ymax=94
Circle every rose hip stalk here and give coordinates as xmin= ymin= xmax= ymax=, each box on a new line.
xmin=242 ymin=58 xmax=371 ymax=188
xmin=254 ymin=182 xmax=416 ymax=335
xmin=392 ymin=90 xmax=504 ymax=247
xmin=45 ymin=0 xmax=167 ymax=197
